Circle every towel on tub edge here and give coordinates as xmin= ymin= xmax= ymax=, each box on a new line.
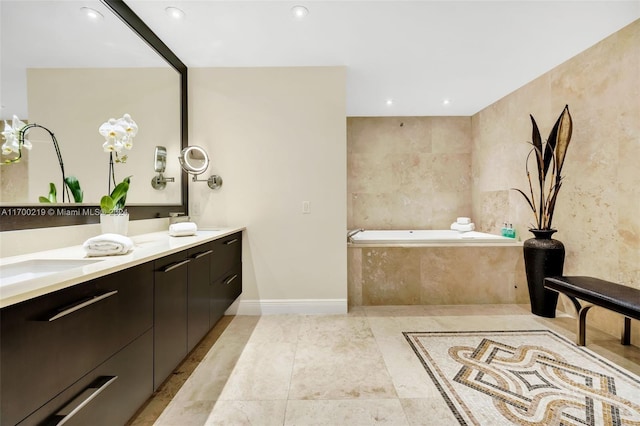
xmin=450 ymin=222 xmax=475 ymax=232
xmin=169 ymin=221 xmax=198 ymax=237
xmin=83 ymin=233 xmax=134 ymax=256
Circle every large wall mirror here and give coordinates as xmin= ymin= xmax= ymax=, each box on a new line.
xmin=0 ymin=0 xmax=188 ymax=231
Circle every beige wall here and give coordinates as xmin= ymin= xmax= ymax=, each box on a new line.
xmin=188 ymin=67 xmax=347 ymax=312
xmin=347 ymin=117 xmax=472 ymax=230
xmin=472 ymin=20 xmax=639 ymax=340
xmin=22 ymin=68 xmax=181 ymax=205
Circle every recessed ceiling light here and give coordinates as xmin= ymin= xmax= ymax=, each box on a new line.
xmin=443 ymin=98 xmax=451 ymax=106
xmin=386 ymin=99 xmax=394 ymax=106
xmin=291 ymin=5 xmax=309 ymax=19
xmin=80 ymin=7 xmax=104 ymax=21
xmin=165 ymin=6 xmax=185 ymax=19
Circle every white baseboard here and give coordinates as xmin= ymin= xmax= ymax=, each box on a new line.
xmin=225 ymin=298 xmax=348 ymax=315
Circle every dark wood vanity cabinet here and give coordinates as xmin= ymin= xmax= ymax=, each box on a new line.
xmin=210 ymin=232 xmax=242 ymax=326
xmin=153 ymin=251 xmax=189 ymax=390
xmin=187 ymin=245 xmax=213 ymax=352
xmin=0 ymin=262 xmax=154 ymax=426
xmin=0 ymin=231 xmax=243 ymax=425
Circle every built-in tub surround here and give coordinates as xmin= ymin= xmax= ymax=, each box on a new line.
xmin=348 ymin=231 xmax=526 ymax=307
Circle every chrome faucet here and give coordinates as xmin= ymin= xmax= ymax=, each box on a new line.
xmin=169 ymin=212 xmax=190 ymax=224
xmin=347 ymin=228 xmax=364 ymax=243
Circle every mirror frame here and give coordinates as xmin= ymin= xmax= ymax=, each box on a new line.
xmin=0 ymin=0 xmax=188 ymax=231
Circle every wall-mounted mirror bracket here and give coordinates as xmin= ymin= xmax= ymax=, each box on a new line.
xmin=179 ymin=146 xmax=223 ymax=190
xmin=151 ymin=146 xmax=175 ymax=190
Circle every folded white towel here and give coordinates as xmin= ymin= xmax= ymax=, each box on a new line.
xmin=450 ymin=222 xmax=475 ymax=232
xmin=169 ymin=221 xmax=198 ymax=237
xmin=83 ymin=233 xmax=134 ymax=257
xmin=456 ymin=217 xmax=471 ymax=225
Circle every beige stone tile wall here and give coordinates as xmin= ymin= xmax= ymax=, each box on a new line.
xmin=471 ymin=19 xmax=640 ymax=342
xmin=347 ymin=117 xmax=472 ymax=230
xmin=348 ymin=245 xmax=527 ymax=307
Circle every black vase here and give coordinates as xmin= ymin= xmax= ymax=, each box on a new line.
xmin=523 ymin=229 xmax=565 ymax=318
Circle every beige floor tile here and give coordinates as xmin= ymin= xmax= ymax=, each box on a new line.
xmin=131 ymin=306 xmax=640 ymax=425
xmin=284 ymin=399 xmax=409 ymax=425
xmin=204 ymin=400 xmax=287 ymax=426
xmin=247 ymin=314 xmax=303 ymax=344
xmin=288 ymin=316 xmax=397 ymax=400
xmin=154 ymin=400 xmax=216 ymax=426
xmin=400 ymin=398 xmax=460 ymax=425
xmin=372 ymin=333 xmax=440 ymax=399
xmin=218 ymin=340 xmax=297 ymax=401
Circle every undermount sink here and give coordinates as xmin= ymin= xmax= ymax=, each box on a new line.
xmin=0 ymin=259 xmax=103 ymax=287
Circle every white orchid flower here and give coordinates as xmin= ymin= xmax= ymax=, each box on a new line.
xmin=1 ymin=116 xmax=32 ymax=155
xmin=102 ymin=139 xmax=124 ymax=153
xmin=99 ymin=118 xmax=126 ymax=152
xmin=1 ymin=121 xmax=16 ymax=153
xmin=2 ymin=133 xmax=19 ymax=155
xmin=118 ymin=114 xmax=138 ymax=138
xmin=116 ymin=114 xmax=137 ymax=150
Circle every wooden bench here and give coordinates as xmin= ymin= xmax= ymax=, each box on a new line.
xmin=544 ymin=276 xmax=640 ymax=346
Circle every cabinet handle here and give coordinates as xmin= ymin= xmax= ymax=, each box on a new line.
xmin=224 ymin=274 xmax=238 ymax=285
xmin=46 ymin=376 xmax=118 ymax=425
xmin=224 ymin=238 xmax=239 ymax=245
xmin=192 ymin=249 xmax=213 ymax=259
xmin=162 ymin=259 xmax=191 ymax=272
xmin=48 ymin=290 xmax=118 ymax=322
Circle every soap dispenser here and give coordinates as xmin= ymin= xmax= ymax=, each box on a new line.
xmin=507 ymin=223 xmax=516 ymax=239
xmin=501 ymin=222 xmax=509 ymax=237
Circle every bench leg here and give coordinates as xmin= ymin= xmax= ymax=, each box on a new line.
xmin=622 ymin=317 xmax=631 ymax=345
xmin=577 ymin=305 xmax=593 ymax=346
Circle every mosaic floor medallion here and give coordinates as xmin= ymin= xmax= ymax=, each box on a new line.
xmin=404 ymin=330 xmax=640 ymax=426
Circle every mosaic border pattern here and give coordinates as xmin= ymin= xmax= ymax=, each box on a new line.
xmin=404 ymin=330 xmax=640 ymax=426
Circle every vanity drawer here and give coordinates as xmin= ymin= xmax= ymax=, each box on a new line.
xmin=19 ymin=329 xmax=153 ymax=426
xmin=0 ymin=262 xmax=153 ymax=426
xmin=211 ymin=232 xmax=242 ymax=280
xmin=210 ymin=264 xmax=242 ymax=326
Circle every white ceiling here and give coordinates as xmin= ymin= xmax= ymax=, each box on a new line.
xmin=125 ymin=0 xmax=640 ymax=116
xmin=1 ymin=1 xmax=638 ymax=118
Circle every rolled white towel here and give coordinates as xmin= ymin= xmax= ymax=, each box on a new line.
xmin=83 ymin=233 xmax=134 ymax=257
xmin=450 ymin=222 xmax=475 ymax=232
xmin=169 ymin=221 xmax=198 ymax=237
xmin=456 ymin=217 xmax=471 ymax=225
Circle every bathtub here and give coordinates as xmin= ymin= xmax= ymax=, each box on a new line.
xmin=347 ymin=229 xmax=526 ymax=307
xmin=349 ymin=229 xmax=517 ymax=245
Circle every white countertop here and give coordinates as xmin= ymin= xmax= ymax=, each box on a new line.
xmin=0 ymin=227 xmax=244 ymax=309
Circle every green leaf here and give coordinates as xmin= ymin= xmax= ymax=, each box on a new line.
xmin=109 ymin=176 xmax=130 ymax=211
xmin=39 ymin=196 xmax=51 ymax=203
xmin=47 ymin=182 xmax=57 ymax=203
xmin=100 ymin=195 xmax=115 ymax=214
xmin=64 ymin=176 xmax=83 ymax=203
xmin=102 ymin=176 xmax=131 ymax=213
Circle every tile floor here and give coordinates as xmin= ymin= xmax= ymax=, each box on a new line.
xmin=129 ymin=305 xmax=640 ymax=425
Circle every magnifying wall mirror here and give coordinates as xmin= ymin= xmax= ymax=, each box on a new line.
xmin=178 ymin=146 xmax=222 ymax=190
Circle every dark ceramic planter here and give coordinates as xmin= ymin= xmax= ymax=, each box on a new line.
xmin=523 ymin=229 xmax=565 ymax=318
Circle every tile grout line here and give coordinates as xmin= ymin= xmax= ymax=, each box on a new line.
xmin=365 ymin=313 xmax=412 ymax=425
xmin=282 ymin=314 xmax=304 ymax=425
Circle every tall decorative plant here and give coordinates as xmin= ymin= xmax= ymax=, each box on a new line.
xmin=512 ymin=105 xmax=573 ymax=230
xmin=515 ymin=104 xmax=573 ymax=318
xmin=98 ymin=114 xmax=137 ymax=214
